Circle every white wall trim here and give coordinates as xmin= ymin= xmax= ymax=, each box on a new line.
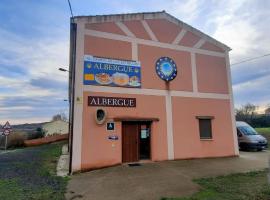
xmin=172 ymin=29 xmax=187 ymax=44
xmin=193 ymin=39 xmax=205 ymax=49
xmin=141 ymin=20 xmax=158 ymax=41
xmin=165 ymin=91 xmax=174 ymax=160
xmin=83 ymin=85 xmax=230 ymax=99
xmin=225 ymin=52 xmax=239 ymax=156
xmin=72 ymin=22 xmax=85 ymax=172
xmin=132 ymin=42 xmax=138 ymax=61
xmin=191 ymin=52 xmax=198 ymax=92
xmin=115 ymin=21 xmax=135 ymax=37
xmin=84 ymin=29 xmax=226 ymax=58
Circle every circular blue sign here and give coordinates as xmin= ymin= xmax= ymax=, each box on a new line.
xmin=155 ymin=57 xmax=177 ymax=82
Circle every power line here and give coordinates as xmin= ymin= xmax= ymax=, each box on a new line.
xmin=231 ymin=53 xmax=270 ymax=66
xmin=67 ymin=0 xmax=74 ymax=18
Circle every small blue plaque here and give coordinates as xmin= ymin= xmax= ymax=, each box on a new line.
xmin=155 ymin=57 xmax=177 ymax=82
xmin=107 ymin=122 xmax=115 ymax=131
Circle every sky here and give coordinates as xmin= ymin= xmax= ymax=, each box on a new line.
xmin=0 ymin=0 xmax=269 ymax=124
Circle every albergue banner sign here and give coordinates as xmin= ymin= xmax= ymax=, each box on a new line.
xmin=84 ymin=55 xmax=141 ymax=88
xmin=88 ymin=96 xmax=136 ymax=107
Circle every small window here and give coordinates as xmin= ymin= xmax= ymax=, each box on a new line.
xmin=196 ymin=117 xmax=213 ymax=139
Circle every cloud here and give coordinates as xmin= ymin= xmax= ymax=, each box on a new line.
xmin=198 ymin=0 xmax=270 ymax=109
xmin=233 ymin=73 xmax=270 ymax=107
xmin=0 ymin=12 xmax=69 ymax=124
xmin=0 ymin=27 xmax=69 ymax=81
xmin=0 ymin=95 xmax=69 ymax=125
xmin=0 ymin=106 xmax=34 ymax=111
xmin=231 ymin=58 xmax=270 ymax=85
xmin=30 ymin=77 xmax=67 ymax=90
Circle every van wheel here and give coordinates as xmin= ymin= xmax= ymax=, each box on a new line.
xmin=257 ymin=148 xmax=263 ymax=151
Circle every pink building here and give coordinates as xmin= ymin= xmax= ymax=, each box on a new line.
xmin=69 ymin=11 xmax=239 ymax=173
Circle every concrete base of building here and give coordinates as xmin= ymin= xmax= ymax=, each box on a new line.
xmin=57 ymin=144 xmax=69 ymax=177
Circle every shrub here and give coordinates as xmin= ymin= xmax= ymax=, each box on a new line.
xmin=36 ymin=127 xmax=45 ymax=138
xmin=0 ymin=131 xmax=28 ymax=149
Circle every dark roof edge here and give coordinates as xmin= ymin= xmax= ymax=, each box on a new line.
xmin=72 ymin=11 xmax=231 ymax=51
xmin=72 ymin=10 xmax=166 ymax=19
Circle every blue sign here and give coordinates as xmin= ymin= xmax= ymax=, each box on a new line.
xmin=107 ymin=122 xmax=115 ymax=131
xmin=155 ymin=57 xmax=177 ymax=82
xmin=84 ymin=55 xmax=141 ymax=88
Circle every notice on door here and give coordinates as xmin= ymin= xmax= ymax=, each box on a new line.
xmin=88 ymin=96 xmax=136 ymax=107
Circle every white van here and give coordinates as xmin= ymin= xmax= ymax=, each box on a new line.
xmin=236 ymin=121 xmax=268 ymax=151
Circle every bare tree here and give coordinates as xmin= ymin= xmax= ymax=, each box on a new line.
xmin=265 ymin=104 xmax=270 ymax=115
xmin=51 ymin=113 xmax=68 ymax=122
xmin=235 ymin=103 xmax=258 ymax=123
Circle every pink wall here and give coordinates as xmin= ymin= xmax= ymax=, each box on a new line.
xmin=75 ymin=16 xmax=235 ymax=171
xmin=172 ymin=97 xmax=236 ymax=159
xmin=178 ymin=31 xmax=200 ymax=47
xmin=123 ymin=20 xmax=151 ymax=40
xmin=146 ymin=19 xmax=182 ymax=43
xmin=200 ymin=41 xmax=225 ymax=53
xmin=138 ymin=44 xmax=193 ymax=91
xmin=84 ymin=35 xmax=132 ymax=60
xmin=81 ymin=92 xmax=168 ymax=170
xmin=85 ymin=22 xmax=126 ymax=35
xmin=196 ymin=54 xmax=229 ymax=94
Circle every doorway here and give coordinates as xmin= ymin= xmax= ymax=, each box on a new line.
xmin=122 ymin=121 xmax=151 ymax=163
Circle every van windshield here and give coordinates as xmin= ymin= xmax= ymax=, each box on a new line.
xmin=238 ymin=126 xmax=258 ymax=135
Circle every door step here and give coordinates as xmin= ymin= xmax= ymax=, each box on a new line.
xmin=128 ymin=163 xmax=141 ymax=167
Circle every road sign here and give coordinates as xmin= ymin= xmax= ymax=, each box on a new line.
xmin=1 ymin=121 xmax=12 ymax=150
xmin=3 ymin=129 xmax=10 ymax=136
xmin=3 ymin=121 xmax=11 ymax=130
xmin=2 ymin=121 xmax=12 ymax=135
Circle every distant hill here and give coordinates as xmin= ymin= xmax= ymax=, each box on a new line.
xmin=11 ymin=122 xmax=48 ymax=133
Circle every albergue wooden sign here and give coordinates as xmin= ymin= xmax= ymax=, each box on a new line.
xmin=88 ymin=96 xmax=136 ymax=107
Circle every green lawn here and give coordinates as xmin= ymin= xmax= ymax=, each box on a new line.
xmin=255 ymin=127 xmax=270 ymax=135
xmin=0 ymin=141 xmax=69 ymax=200
xmin=162 ymin=170 xmax=270 ymax=200
xmin=255 ymin=127 xmax=270 ymax=144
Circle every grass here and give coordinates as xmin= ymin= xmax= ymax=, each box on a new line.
xmin=255 ymin=127 xmax=270 ymax=147
xmin=0 ymin=141 xmax=69 ymax=200
xmin=162 ymin=170 xmax=270 ymax=200
xmin=255 ymin=127 xmax=270 ymax=135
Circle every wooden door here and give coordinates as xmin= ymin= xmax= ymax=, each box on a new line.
xmin=122 ymin=122 xmax=139 ymax=163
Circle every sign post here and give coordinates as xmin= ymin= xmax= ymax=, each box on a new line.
xmin=2 ymin=121 xmax=12 ymax=150
xmin=5 ymin=134 xmax=8 ymax=150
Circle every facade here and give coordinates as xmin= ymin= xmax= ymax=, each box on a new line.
xmin=69 ymin=11 xmax=239 ymax=173
xmin=42 ymin=120 xmax=69 ymax=136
